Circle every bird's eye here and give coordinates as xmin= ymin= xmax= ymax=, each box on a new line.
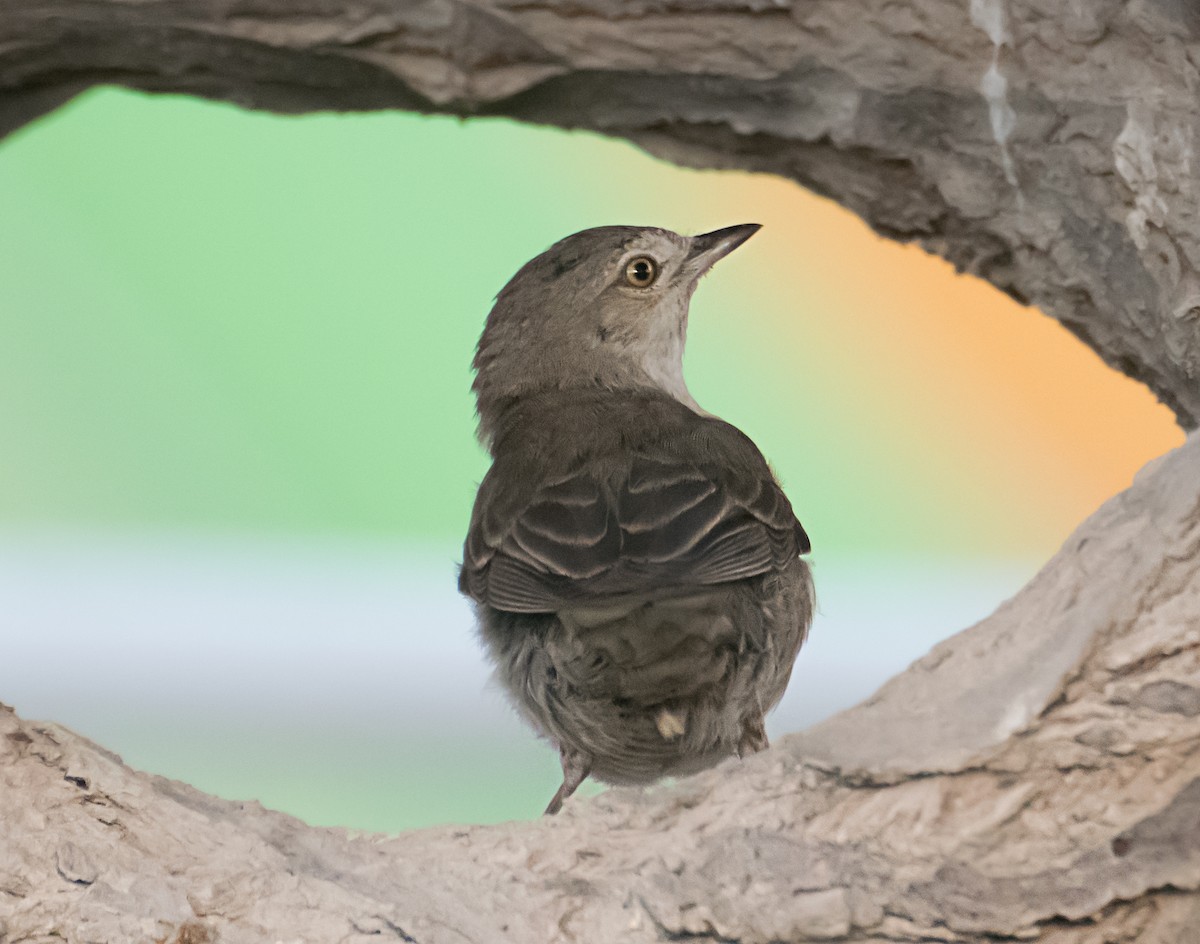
xmin=624 ymin=256 xmax=659 ymax=288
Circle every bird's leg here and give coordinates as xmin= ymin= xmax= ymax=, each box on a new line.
xmin=737 ymin=712 xmax=769 ymax=757
xmin=544 ymin=746 xmax=591 ymax=816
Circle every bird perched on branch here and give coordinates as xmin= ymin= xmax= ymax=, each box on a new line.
xmin=460 ymin=224 xmax=813 ymax=815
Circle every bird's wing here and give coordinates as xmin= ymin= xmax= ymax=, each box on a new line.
xmin=461 ymin=435 xmax=809 ymax=614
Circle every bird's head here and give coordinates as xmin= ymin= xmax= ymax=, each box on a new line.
xmin=472 ymin=223 xmax=760 ymax=442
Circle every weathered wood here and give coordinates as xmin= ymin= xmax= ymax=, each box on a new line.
xmin=2 ymin=0 xmax=1198 ymax=427
xmin=2 ymin=3 xmax=1199 ymax=940
xmin=2 ymin=433 xmax=1197 ymax=943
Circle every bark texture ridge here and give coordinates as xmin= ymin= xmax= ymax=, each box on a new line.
xmin=2 ymin=434 xmax=1198 ymax=943
xmin=2 ymin=0 xmax=1199 ymax=425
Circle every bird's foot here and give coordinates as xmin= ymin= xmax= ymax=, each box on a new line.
xmin=544 ymin=746 xmax=592 ymax=816
xmin=737 ymin=713 xmax=769 ymax=758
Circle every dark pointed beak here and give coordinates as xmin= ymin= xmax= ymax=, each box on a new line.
xmin=685 ymin=223 xmax=762 ymax=276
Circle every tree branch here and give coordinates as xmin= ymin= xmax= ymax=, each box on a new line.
xmin=3 ymin=433 xmax=1197 ymax=942
xmin=2 ymin=0 xmax=1199 ymax=426
xmin=3 ymin=3 xmax=1199 ymax=940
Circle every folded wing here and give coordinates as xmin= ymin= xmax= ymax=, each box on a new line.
xmin=462 ymin=445 xmax=809 ymax=614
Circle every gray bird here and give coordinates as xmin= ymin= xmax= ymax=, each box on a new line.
xmin=460 ymin=224 xmax=813 ymax=815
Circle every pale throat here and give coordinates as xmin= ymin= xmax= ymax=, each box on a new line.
xmin=639 ymin=322 xmax=708 ymax=416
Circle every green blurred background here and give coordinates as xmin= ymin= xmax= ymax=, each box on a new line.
xmin=0 ymin=87 xmax=1182 ymax=831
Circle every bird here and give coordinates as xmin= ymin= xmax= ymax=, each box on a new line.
xmin=459 ymin=224 xmax=814 ymax=815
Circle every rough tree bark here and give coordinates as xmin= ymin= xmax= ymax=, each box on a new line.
xmin=2 ymin=2 xmax=1199 ymax=942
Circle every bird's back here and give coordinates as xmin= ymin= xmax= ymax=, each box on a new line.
xmin=462 ymin=389 xmax=809 ymax=608
xmin=464 ymin=388 xmax=813 ymax=785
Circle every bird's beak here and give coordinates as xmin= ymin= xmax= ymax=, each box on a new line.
xmin=684 ymin=223 xmax=762 ymax=278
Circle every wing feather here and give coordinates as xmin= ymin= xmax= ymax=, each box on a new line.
xmin=461 ymin=422 xmax=809 ymax=613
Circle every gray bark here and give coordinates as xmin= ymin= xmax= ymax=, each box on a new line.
xmin=2 ymin=2 xmax=1199 ymax=942
xmin=3 ymin=433 xmax=1198 ymax=943
xmin=2 ymin=0 xmax=1198 ymax=427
